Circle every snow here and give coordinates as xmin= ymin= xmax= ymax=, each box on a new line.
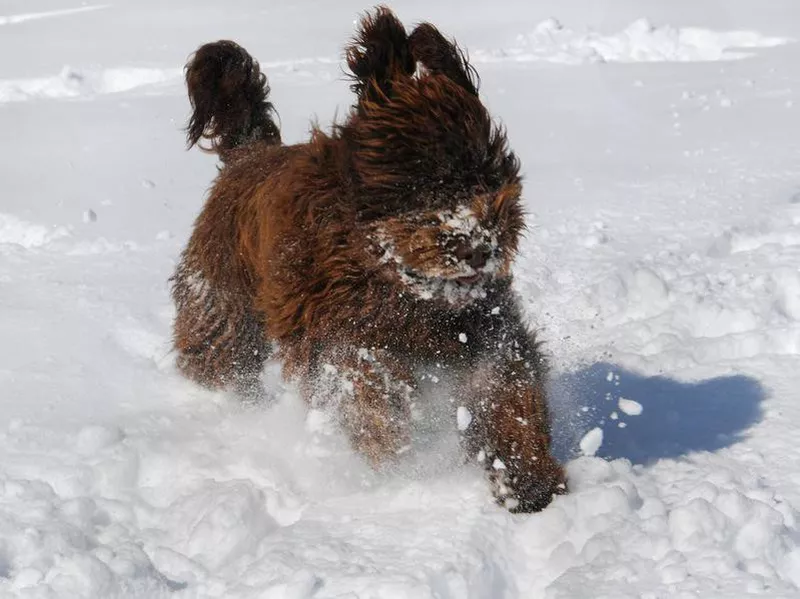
xmin=457 ymin=406 xmax=473 ymax=431
xmin=0 ymin=66 xmax=181 ymax=102
xmin=374 ymin=205 xmax=502 ymax=306
xmin=2 ymin=0 xmax=800 ymax=596
xmin=579 ymin=427 xmax=604 ymax=457
xmin=618 ymin=398 xmax=643 ymax=416
xmin=474 ymin=17 xmax=792 ymax=65
xmin=0 ymin=5 xmax=109 ymax=27
xmin=0 ymin=213 xmax=69 ymax=248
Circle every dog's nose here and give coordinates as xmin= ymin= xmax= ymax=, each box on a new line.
xmin=454 ymin=242 xmax=491 ymax=270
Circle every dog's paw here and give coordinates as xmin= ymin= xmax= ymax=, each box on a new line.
xmin=488 ymin=456 xmax=567 ymax=513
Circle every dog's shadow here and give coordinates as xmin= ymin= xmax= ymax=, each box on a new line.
xmin=549 ymin=362 xmax=766 ymax=465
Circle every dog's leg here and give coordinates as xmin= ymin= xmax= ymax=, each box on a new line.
xmin=460 ymin=336 xmax=566 ymax=513
xmin=314 ymin=348 xmax=415 ymax=468
xmin=172 ymin=268 xmax=270 ymax=401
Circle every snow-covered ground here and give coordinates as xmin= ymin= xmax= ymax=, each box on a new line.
xmin=2 ymin=0 xmax=800 ymax=596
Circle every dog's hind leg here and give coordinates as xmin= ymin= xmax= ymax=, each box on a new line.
xmin=171 ymin=266 xmax=271 ymax=401
xmin=312 ymin=347 xmax=415 ymax=468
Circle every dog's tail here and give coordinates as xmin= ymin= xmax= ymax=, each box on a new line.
xmin=185 ymin=40 xmax=281 ymax=160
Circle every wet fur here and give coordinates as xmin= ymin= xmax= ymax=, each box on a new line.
xmin=171 ymin=7 xmax=566 ymax=512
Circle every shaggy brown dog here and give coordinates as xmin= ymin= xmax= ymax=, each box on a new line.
xmin=171 ymin=7 xmax=566 ymax=512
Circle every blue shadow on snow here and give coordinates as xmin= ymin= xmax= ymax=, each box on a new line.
xmin=549 ymin=362 xmax=766 ymax=465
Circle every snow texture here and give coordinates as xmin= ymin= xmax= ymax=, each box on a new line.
xmin=2 ymin=0 xmax=800 ymax=597
xmin=475 ymin=17 xmax=791 ymax=65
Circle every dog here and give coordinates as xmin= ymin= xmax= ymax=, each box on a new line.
xmin=171 ymin=7 xmax=566 ymax=512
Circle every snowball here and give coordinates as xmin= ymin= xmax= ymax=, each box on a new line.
xmin=618 ymin=398 xmax=643 ymax=416
xmin=458 ymin=333 xmax=468 ymax=343
xmin=580 ymin=427 xmax=604 ymax=457
xmin=456 ymin=406 xmax=472 ymax=431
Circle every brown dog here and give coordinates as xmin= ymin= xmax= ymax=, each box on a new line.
xmin=171 ymin=7 xmax=566 ymax=512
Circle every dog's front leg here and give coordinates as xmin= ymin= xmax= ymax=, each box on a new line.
xmin=316 ymin=348 xmax=415 ymax=469
xmin=461 ymin=339 xmax=566 ymax=513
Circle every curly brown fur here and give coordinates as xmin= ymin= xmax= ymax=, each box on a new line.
xmin=185 ymin=40 xmax=281 ymax=161
xmin=172 ymin=7 xmax=566 ymax=512
xmin=409 ymin=22 xmax=479 ymax=96
xmin=346 ymin=6 xmax=416 ymax=107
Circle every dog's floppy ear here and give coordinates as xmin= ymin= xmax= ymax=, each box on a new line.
xmin=346 ymin=6 xmax=415 ymax=104
xmin=408 ymin=23 xmax=479 ymax=96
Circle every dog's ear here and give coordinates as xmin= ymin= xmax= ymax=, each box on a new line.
xmin=346 ymin=6 xmax=415 ymax=104
xmin=408 ymin=23 xmax=479 ymax=96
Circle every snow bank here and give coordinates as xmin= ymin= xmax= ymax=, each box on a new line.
xmin=0 ymin=213 xmax=69 ymax=248
xmin=0 ymin=66 xmax=181 ymax=103
xmin=476 ymin=18 xmax=791 ymax=65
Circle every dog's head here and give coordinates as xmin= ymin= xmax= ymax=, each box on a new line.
xmin=342 ymin=8 xmax=525 ymax=307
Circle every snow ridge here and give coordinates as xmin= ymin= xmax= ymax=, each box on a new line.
xmin=0 ymin=213 xmax=69 ymax=249
xmin=475 ymin=18 xmax=791 ymax=65
xmin=0 ymin=66 xmax=181 ymax=103
xmin=0 ymin=5 xmax=108 ymax=27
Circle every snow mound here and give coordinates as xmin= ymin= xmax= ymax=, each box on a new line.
xmin=475 ymin=18 xmax=791 ymax=65
xmin=0 ymin=213 xmax=69 ymax=248
xmin=65 ymin=238 xmax=141 ymax=256
xmin=539 ymin=458 xmax=800 ymax=597
xmin=0 ymin=66 xmax=181 ymax=103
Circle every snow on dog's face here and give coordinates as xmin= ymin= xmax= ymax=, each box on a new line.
xmin=370 ymin=184 xmax=524 ymax=306
xmin=343 ymin=11 xmax=525 ymax=306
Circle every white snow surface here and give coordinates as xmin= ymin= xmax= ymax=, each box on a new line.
xmin=2 ymin=0 xmax=800 ymax=597
xmin=0 ymin=66 xmax=182 ymax=103
xmin=474 ymin=17 xmax=791 ymax=65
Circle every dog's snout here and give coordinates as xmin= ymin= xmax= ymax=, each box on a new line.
xmin=454 ymin=242 xmax=491 ymax=269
